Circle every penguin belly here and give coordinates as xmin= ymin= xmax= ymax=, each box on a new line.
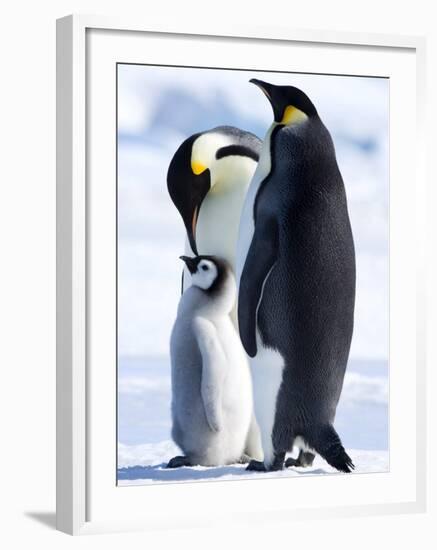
xmin=196 ymin=156 xmax=256 ymax=269
xmin=250 ymin=333 xmax=285 ymax=468
xmin=236 ymin=125 xmax=275 ymax=284
xmin=236 ymin=125 xmax=278 ymax=467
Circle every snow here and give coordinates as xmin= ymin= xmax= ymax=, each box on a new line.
xmin=117 ymin=440 xmax=389 ymax=485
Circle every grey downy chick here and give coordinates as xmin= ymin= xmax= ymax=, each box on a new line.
xmin=168 ymin=255 xmax=254 ymax=468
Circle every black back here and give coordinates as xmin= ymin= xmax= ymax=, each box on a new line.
xmin=238 ymin=116 xmax=356 ymax=421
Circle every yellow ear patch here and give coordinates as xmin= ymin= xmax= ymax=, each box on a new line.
xmin=191 ymin=160 xmax=207 ymax=175
xmin=281 ymin=105 xmax=307 ymax=125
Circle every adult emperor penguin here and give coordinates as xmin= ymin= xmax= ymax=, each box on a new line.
xmin=237 ymin=79 xmax=356 ymax=473
xmin=167 ymin=126 xmax=262 ymax=292
xmin=167 ymin=255 xmax=255 ymax=468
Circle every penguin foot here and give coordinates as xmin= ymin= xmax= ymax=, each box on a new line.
xmin=268 ymin=452 xmax=286 ymax=471
xmin=166 ymin=455 xmax=192 ymax=468
xmin=247 ymin=452 xmax=286 ymax=472
xmin=285 ymin=450 xmax=316 ymax=469
xmin=246 ymin=460 xmax=267 ymax=472
xmin=239 ymin=453 xmax=252 ymax=464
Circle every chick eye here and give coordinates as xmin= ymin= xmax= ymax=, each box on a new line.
xmin=201 ymin=265 xmax=209 ymax=271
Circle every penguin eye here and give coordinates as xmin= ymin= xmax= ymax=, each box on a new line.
xmin=201 ymin=264 xmax=209 ymax=271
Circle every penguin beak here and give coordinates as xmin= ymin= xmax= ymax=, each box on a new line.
xmin=250 ymin=78 xmax=282 ymax=123
xmin=184 ymin=172 xmax=210 ymax=255
xmin=179 ymin=255 xmax=198 ymax=274
xmin=167 ymin=150 xmax=211 ymax=256
xmin=250 ymin=78 xmax=274 ymax=100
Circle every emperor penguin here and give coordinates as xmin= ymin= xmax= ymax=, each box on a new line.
xmin=167 ymin=126 xmax=262 ymax=293
xmin=236 ymin=79 xmax=356 ymax=473
xmin=167 ymin=255 xmax=255 ymax=468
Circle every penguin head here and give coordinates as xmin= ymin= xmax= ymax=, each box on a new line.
xmin=250 ymin=78 xmax=318 ymax=125
xmin=179 ymin=255 xmax=219 ymax=290
xmin=167 ymin=128 xmax=261 ymax=255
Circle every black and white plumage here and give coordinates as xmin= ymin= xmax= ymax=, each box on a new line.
xmin=237 ymin=79 xmax=356 ymax=473
xmin=168 ymin=255 xmax=256 ymax=468
xmin=167 ymin=126 xmax=262 ymax=292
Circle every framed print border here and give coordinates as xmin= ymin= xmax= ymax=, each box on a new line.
xmin=56 ymin=14 xmax=427 ymax=535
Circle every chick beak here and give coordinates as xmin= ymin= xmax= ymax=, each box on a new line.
xmin=179 ymin=255 xmax=198 ymax=274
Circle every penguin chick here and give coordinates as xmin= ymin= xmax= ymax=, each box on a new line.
xmin=168 ymin=255 xmax=254 ymax=468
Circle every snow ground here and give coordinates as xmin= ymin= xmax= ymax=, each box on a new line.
xmin=117 ymin=440 xmax=389 ymax=485
xmin=117 ymin=357 xmax=389 ymax=485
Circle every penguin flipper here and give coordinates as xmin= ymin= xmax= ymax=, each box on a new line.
xmin=193 ymin=317 xmax=227 ymax=433
xmin=238 ymin=216 xmax=278 ymax=357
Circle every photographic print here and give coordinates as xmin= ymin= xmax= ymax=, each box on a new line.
xmin=116 ymin=64 xmax=389 ymax=486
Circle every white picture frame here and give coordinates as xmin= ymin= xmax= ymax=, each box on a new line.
xmin=56 ymin=14 xmax=427 ymax=535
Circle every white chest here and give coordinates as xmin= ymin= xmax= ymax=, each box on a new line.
xmin=197 ymin=164 xmax=253 ymax=268
xmin=236 ymin=125 xmax=275 ymax=284
xmin=185 ymin=155 xmax=257 ymax=270
xmin=235 ymin=126 xmax=283 ymax=468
